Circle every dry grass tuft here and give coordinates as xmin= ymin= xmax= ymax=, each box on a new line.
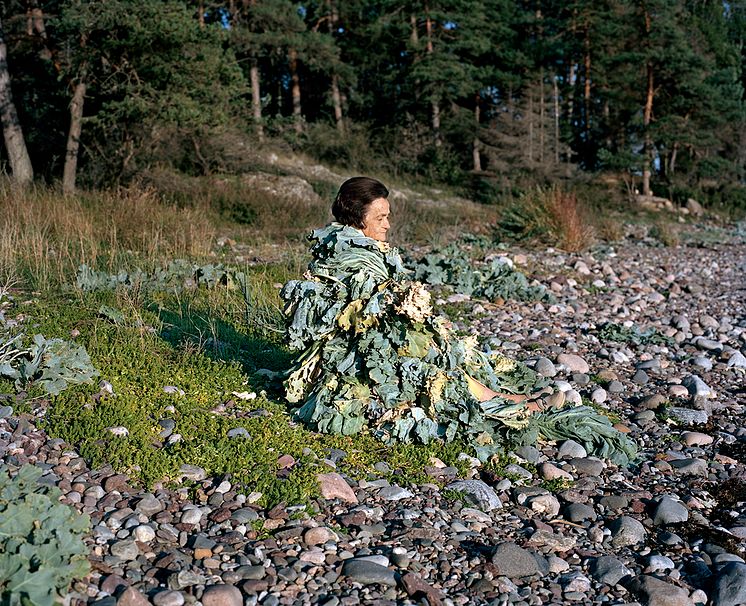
xmin=499 ymin=186 xmax=595 ymax=252
xmin=542 ymin=188 xmax=595 ymax=252
xmin=0 ymin=180 xmax=216 ymax=290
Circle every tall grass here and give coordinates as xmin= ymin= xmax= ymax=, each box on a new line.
xmin=0 ymin=181 xmax=216 ymax=290
xmin=1 ymin=172 xmax=504 ymax=292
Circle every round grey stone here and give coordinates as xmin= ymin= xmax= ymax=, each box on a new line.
xmin=590 ymin=555 xmax=632 ymax=586
xmin=556 ymin=354 xmax=589 ymax=374
xmin=378 ymin=485 xmax=414 ymax=501
xmin=110 ymin=539 xmax=139 ymax=561
xmin=653 ymin=497 xmax=689 ymax=525
xmin=181 ymin=508 xmax=202 ymax=525
xmin=447 ymin=480 xmax=502 ymax=511
xmin=514 ymin=445 xmax=541 ymax=464
xmin=647 ymin=555 xmax=675 ymax=572
xmin=564 ymin=502 xmax=597 ymax=523
xmin=152 ymin=591 xmax=185 ymax=606
xmin=342 ymin=559 xmax=397 ymax=586
xmin=132 ymin=525 xmax=156 ymax=542
xmin=535 ymin=357 xmax=557 ymax=377
xmin=179 ymin=464 xmax=207 ymax=481
xmin=727 ymin=351 xmax=746 ymax=369
xmin=491 ymin=542 xmax=544 ymax=579
xmin=693 ymin=356 xmax=713 ymax=371
xmin=608 ymin=516 xmax=646 ymax=547
xmin=234 ymin=565 xmax=266 ymax=580
xmin=682 ymin=374 xmax=715 ymax=398
xmin=712 ymin=562 xmax=746 ymax=606
xmin=135 ymin=493 xmax=164 ymax=516
xmin=669 ymin=458 xmax=708 ymax=476
xmin=559 ymin=440 xmax=587 ymax=459
xmin=231 ymin=508 xmax=259 ymax=523
xmin=201 ymin=585 xmax=242 ymax=606
xmin=570 ymin=457 xmax=604 ymax=477
xmin=625 ymin=575 xmax=695 ymax=606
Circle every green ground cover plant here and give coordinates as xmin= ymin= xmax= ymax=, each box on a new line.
xmin=595 ymin=322 xmax=673 ymax=346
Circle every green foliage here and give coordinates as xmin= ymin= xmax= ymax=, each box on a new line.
xmin=595 ymin=322 xmax=673 ymax=346
xmin=582 ymin=398 xmax=621 ymax=425
xmin=2 ymin=0 xmax=746 ymax=195
xmin=540 ymin=477 xmax=574 ymax=492
xmin=412 ymin=241 xmax=553 ymax=303
xmin=0 ymin=328 xmax=97 ymax=396
xmin=11 ymin=280 xmax=472 ymax=507
xmin=0 ymin=465 xmax=90 ymax=606
xmin=282 ymin=223 xmax=551 ymax=453
xmin=57 ymin=0 xmax=249 ymax=182
xmin=76 ymin=261 xmax=239 ymax=293
xmin=648 ymin=222 xmax=680 ymax=247
xmin=507 ymin=406 xmax=637 ymax=466
xmin=497 ymin=187 xmax=594 ymax=252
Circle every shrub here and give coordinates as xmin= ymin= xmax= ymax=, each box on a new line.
xmin=498 ymin=186 xmax=594 ymax=252
xmin=0 ymin=465 xmax=90 ymax=606
xmin=648 ymin=221 xmax=680 ymax=247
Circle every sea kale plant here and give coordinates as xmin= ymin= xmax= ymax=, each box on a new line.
xmin=0 ymin=465 xmax=91 ymax=606
xmin=412 ymin=243 xmax=553 ymax=303
xmin=0 ymin=326 xmax=98 ymax=396
xmin=76 ymin=260 xmax=240 ymax=293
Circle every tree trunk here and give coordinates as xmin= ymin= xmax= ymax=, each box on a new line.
xmin=410 ymin=14 xmax=418 ymax=43
xmin=62 ymin=76 xmax=86 ymax=194
xmin=26 ymin=0 xmax=47 ymax=38
xmin=26 ymin=1 xmax=52 ymax=62
xmin=328 ymin=1 xmax=344 ymax=134
xmin=528 ymin=92 xmax=534 ymax=163
xmin=0 ymin=18 xmax=33 ymax=186
xmin=640 ymin=6 xmax=655 ymax=197
xmin=473 ymin=95 xmax=481 ymax=172
xmin=198 ymin=0 xmax=205 ymax=27
xmin=331 ymin=74 xmax=344 ymax=134
xmin=289 ymin=47 xmax=303 ymax=135
xmin=553 ymin=75 xmax=560 ymax=165
xmin=539 ymin=71 xmax=545 ymax=164
xmin=642 ymin=60 xmax=654 ymax=196
xmin=425 ymin=9 xmax=441 ymax=146
xmin=583 ymin=25 xmax=591 ymax=145
xmin=566 ymin=9 xmax=577 ymax=139
xmin=669 ymin=141 xmax=679 ymax=176
xmin=250 ymin=61 xmax=263 ymax=141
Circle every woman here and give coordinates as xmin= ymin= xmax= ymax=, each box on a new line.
xmin=281 ymin=177 xmax=636 ymax=464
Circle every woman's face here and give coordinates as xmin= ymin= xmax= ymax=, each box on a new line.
xmin=361 ymin=197 xmax=390 ymax=241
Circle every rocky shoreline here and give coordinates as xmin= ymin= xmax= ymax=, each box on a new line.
xmin=2 ymin=229 xmax=746 ymax=606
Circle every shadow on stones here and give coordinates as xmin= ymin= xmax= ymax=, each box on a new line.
xmin=459 ymin=540 xmax=497 ymax=559
xmin=666 ymin=521 xmax=742 ymax=553
xmin=719 ymin=443 xmax=746 ymax=466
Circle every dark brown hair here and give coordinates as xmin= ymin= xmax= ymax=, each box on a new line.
xmin=331 ymin=176 xmax=389 ymax=229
